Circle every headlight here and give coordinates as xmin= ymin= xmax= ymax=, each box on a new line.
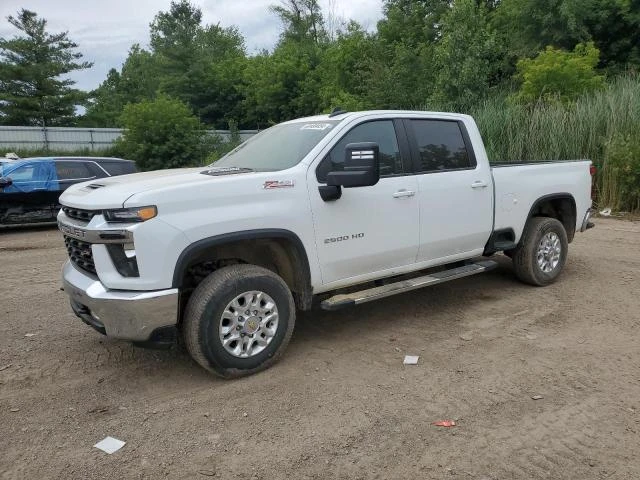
xmin=103 ymin=206 xmax=157 ymax=223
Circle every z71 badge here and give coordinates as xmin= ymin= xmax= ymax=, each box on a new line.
xmin=324 ymin=233 xmax=364 ymax=244
xmin=263 ymin=180 xmax=295 ymax=189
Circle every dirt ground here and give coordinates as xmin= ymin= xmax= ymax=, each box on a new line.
xmin=0 ymin=218 xmax=639 ymax=480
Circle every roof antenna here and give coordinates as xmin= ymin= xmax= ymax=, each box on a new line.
xmin=328 ymin=106 xmax=347 ymax=118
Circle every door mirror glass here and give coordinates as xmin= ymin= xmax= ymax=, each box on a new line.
xmin=326 ymin=142 xmax=380 ymax=188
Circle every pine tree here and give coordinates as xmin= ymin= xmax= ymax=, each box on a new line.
xmin=0 ymin=9 xmax=92 ymax=126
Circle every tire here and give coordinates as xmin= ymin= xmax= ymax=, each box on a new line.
xmin=183 ymin=264 xmax=295 ymax=378
xmin=512 ymin=217 xmax=568 ymax=286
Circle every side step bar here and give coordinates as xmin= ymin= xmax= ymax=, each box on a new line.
xmin=320 ymin=260 xmax=498 ymax=311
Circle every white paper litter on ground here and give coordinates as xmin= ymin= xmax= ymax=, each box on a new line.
xmin=94 ymin=436 xmax=126 ymax=454
xmin=403 ymin=355 xmax=420 ymax=365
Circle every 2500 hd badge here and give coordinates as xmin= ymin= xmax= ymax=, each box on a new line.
xmin=324 ymin=233 xmax=365 ymax=244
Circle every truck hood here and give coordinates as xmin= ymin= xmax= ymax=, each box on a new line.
xmin=59 ymin=166 xmax=254 ymax=209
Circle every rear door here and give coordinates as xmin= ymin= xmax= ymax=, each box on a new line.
xmin=308 ymin=118 xmax=420 ymax=286
xmin=404 ymin=118 xmax=493 ymax=263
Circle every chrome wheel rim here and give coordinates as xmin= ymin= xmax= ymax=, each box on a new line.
xmin=536 ymin=232 xmax=561 ymax=273
xmin=219 ymin=291 xmax=279 ymax=358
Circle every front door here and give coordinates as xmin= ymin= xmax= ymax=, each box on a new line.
xmin=308 ymin=119 xmax=420 ymax=286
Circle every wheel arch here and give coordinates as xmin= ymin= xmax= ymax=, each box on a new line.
xmin=524 ymin=193 xmax=577 ymax=243
xmin=172 ymin=229 xmax=313 ymax=311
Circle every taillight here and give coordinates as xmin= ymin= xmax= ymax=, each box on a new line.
xmin=590 ymin=165 xmax=597 ymax=176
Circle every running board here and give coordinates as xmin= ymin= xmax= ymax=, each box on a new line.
xmin=320 ymin=260 xmax=498 ymax=311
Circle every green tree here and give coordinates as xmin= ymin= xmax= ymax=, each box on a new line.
xmin=82 ymin=45 xmax=160 ymax=127
xmin=242 ymin=1 xmax=327 ymax=125
xmin=270 ymin=0 xmax=328 ymax=45
xmin=491 ymin=0 xmax=640 ymax=72
xmin=317 ymin=22 xmax=377 ymax=111
xmin=514 ymin=42 xmax=606 ymax=103
xmin=378 ymin=0 xmax=450 ymax=46
xmin=0 ymin=9 xmax=92 ymax=126
xmin=150 ymin=1 xmax=247 ymax=127
xmin=116 ymin=96 xmax=207 ymax=171
xmin=430 ymin=0 xmax=498 ymax=110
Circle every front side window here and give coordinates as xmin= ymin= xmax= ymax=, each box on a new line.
xmin=410 ymin=120 xmax=475 ymax=172
xmin=8 ymin=165 xmax=36 ymax=181
xmin=316 ymin=120 xmax=403 ymax=182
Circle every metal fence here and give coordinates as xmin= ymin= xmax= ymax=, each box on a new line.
xmin=0 ymin=126 xmax=259 ymax=152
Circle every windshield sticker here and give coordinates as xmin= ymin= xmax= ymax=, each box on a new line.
xmin=300 ymin=123 xmax=332 ymax=131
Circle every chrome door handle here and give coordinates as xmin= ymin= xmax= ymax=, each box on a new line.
xmin=471 ymin=181 xmax=488 ymax=189
xmin=393 ymin=189 xmax=416 ymax=198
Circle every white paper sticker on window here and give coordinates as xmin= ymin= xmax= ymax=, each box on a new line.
xmin=300 ymin=123 xmax=332 ymax=131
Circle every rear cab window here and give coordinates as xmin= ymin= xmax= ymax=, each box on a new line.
xmin=408 ymin=119 xmax=476 ymax=173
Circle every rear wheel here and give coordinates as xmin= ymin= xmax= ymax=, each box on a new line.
xmin=183 ymin=264 xmax=295 ymax=378
xmin=512 ymin=217 xmax=568 ymax=286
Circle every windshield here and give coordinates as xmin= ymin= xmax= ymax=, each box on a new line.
xmin=213 ymin=121 xmax=339 ymax=171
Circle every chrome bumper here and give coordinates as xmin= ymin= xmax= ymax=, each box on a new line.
xmin=62 ymin=261 xmax=179 ymax=342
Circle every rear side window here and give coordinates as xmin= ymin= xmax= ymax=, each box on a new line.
xmin=410 ymin=120 xmax=475 ymax=172
xmin=55 ymin=161 xmax=93 ymax=180
xmin=317 ymin=120 xmax=403 ymax=182
xmin=100 ymin=161 xmax=136 ymax=176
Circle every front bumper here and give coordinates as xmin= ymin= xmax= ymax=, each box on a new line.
xmin=62 ymin=261 xmax=179 ymax=342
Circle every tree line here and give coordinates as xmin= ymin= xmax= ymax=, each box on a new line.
xmin=1 ymin=0 xmax=639 ymax=129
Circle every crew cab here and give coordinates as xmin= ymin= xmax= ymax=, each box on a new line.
xmin=57 ymin=110 xmax=594 ymax=378
xmin=1 ymin=156 xmax=136 ymax=226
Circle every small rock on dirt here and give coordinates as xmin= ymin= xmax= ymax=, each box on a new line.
xmin=459 ymin=332 xmax=473 ymax=341
xmin=198 ymin=470 xmax=216 ymax=477
xmin=531 ymin=395 xmax=544 ymax=400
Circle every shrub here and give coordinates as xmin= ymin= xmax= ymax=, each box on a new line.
xmin=116 ymin=95 xmax=208 ymax=171
xmin=514 ymin=42 xmax=605 ymax=104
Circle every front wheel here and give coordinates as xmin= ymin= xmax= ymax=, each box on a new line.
xmin=512 ymin=217 xmax=568 ymax=286
xmin=183 ymin=264 xmax=295 ymax=378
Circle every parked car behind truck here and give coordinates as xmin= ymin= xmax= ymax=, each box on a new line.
xmin=57 ymin=110 xmax=594 ymax=378
xmin=0 ymin=157 xmax=136 ymax=226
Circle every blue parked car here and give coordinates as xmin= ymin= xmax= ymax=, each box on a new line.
xmin=0 ymin=157 xmax=136 ymax=226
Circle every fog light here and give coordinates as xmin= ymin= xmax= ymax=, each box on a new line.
xmin=106 ymin=244 xmax=140 ymax=277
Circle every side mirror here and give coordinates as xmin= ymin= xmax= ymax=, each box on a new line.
xmin=0 ymin=177 xmax=12 ymax=188
xmin=326 ymin=142 xmax=380 ymax=188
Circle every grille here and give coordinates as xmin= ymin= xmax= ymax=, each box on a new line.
xmin=64 ymin=235 xmax=97 ymax=275
xmin=61 ymin=206 xmax=98 ymax=223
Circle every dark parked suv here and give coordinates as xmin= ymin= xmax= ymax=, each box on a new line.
xmin=0 ymin=157 xmax=136 ymax=226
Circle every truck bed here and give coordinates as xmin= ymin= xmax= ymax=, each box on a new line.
xmin=491 ymin=160 xmax=592 ymax=243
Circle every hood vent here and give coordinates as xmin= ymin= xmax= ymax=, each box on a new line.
xmin=201 ymin=167 xmax=253 ymax=177
xmin=85 ymin=183 xmax=106 ymax=190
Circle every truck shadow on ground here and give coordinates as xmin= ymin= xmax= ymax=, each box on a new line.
xmin=76 ymin=255 xmax=532 ymax=383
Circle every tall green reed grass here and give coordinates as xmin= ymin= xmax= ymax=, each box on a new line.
xmin=470 ymin=75 xmax=640 ymax=211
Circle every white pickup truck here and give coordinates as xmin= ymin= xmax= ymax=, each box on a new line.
xmin=58 ymin=110 xmax=594 ymax=377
